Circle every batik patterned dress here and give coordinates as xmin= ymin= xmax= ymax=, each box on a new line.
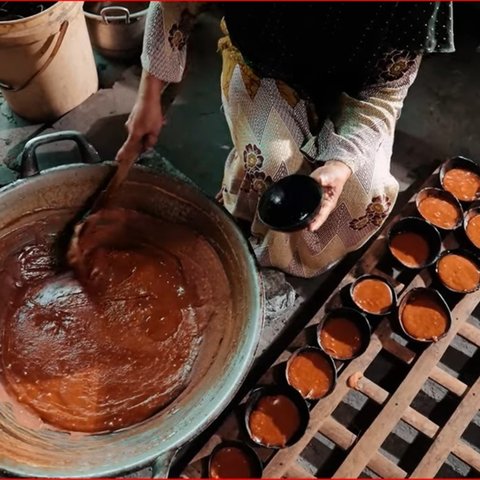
xmin=141 ymin=2 xmax=454 ymax=278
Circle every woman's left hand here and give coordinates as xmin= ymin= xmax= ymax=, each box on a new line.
xmin=308 ymin=160 xmax=352 ymax=232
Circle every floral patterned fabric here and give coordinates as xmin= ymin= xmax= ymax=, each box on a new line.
xmin=141 ymin=3 xmax=201 ymax=83
xmin=217 ymin=27 xmax=411 ymax=277
xmin=140 ymin=3 xmax=445 ymax=277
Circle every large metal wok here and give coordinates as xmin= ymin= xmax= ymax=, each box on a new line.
xmin=0 ymin=131 xmax=263 ymax=477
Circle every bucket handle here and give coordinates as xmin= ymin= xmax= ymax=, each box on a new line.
xmin=100 ymin=6 xmax=131 ymax=24
xmin=0 ymin=20 xmax=69 ymax=92
xmin=21 ymin=130 xmax=101 ymax=178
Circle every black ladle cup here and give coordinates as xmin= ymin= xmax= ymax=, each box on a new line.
xmin=258 ymin=174 xmax=323 ymax=232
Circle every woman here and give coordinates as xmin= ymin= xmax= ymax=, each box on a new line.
xmin=118 ymin=2 xmax=454 ymax=278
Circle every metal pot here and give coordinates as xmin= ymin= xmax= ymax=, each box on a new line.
xmin=84 ymin=2 xmax=149 ymax=59
xmin=0 ymin=131 xmax=263 ymax=477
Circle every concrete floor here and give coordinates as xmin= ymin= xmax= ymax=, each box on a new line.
xmin=0 ymin=3 xmax=479 ymax=477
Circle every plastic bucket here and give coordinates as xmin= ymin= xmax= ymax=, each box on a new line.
xmin=0 ymin=2 xmax=98 ymax=122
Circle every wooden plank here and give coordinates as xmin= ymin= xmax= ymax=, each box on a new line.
xmin=402 ymin=406 xmax=440 ymax=439
xmin=452 ymin=441 xmax=480 ymax=472
xmin=369 ymin=452 xmax=408 ymax=479
xmin=381 ymin=337 xmax=416 ymax=364
xmin=319 ymin=418 xmax=407 ymax=478
xmin=262 ymin=320 xmax=390 ymax=477
xmin=332 ymin=292 xmax=479 ymax=479
xmin=285 ymin=463 xmax=316 ymax=478
xmin=459 ymin=321 xmax=480 ymax=347
xmin=352 ymin=376 xmax=439 ymax=439
xmin=411 ymin=376 xmax=480 ymax=477
xmin=429 ymin=366 xmax=468 ymax=397
xmin=353 ymin=376 xmax=388 ymax=404
xmin=319 ymin=417 xmax=356 ymax=450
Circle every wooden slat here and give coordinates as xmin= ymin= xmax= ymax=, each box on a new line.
xmin=459 ymin=321 xmax=480 ymax=347
xmin=402 ymin=406 xmax=440 ymax=439
xmin=332 ymin=293 xmax=478 ymax=479
xmin=319 ymin=417 xmax=356 ymax=450
xmin=353 ymin=376 xmax=388 ymax=403
xmin=429 ymin=366 xmax=468 ymax=396
xmin=381 ymin=337 xmax=416 ymax=364
xmin=285 ymin=463 xmax=316 ymax=478
xmin=319 ymin=418 xmax=407 ymax=478
xmin=452 ymin=441 xmax=480 ymax=472
xmin=353 ymin=376 xmax=439 ymax=439
xmin=262 ymin=320 xmax=390 ymax=477
xmin=411 ymin=376 xmax=480 ymax=477
xmin=381 ymin=338 xmax=470 ymax=398
xmin=369 ymin=451 xmax=408 ymax=479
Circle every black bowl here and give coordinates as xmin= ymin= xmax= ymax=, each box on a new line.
xmin=285 ymin=346 xmax=337 ymax=400
xmin=244 ymin=385 xmax=310 ymax=449
xmin=387 ymin=216 xmax=442 ymax=269
xmin=316 ymin=307 xmax=371 ymax=361
xmin=258 ymin=174 xmax=322 ymax=232
xmin=439 ymin=156 xmax=480 ymax=204
xmin=415 ymin=187 xmax=463 ymax=231
xmin=349 ymin=274 xmax=397 ymax=317
xmin=435 ymin=249 xmax=480 ymax=294
xmin=208 ymin=440 xmax=263 ymax=478
xmin=463 ymin=205 xmax=480 ymax=250
xmin=397 ymin=287 xmax=452 ymax=343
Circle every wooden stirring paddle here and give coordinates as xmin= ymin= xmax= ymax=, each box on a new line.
xmin=67 ymin=150 xmax=139 ymax=275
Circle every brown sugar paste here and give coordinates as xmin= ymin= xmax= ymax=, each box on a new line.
xmin=287 ymin=350 xmax=334 ymax=399
xmin=418 ymin=195 xmax=460 ymax=229
xmin=248 ymin=394 xmax=300 ymax=447
xmin=466 ymin=214 xmax=480 ymax=248
xmin=210 ymin=446 xmax=257 ymax=478
xmin=401 ymin=291 xmax=448 ymax=341
xmin=0 ymin=208 xmax=230 ymax=433
xmin=438 ymin=253 xmax=480 ymax=292
xmin=319 ymin=316 xmax=362 ymax=360
xmin=390 ymin=231 xmax=430 ymax=267
xmin=352 ymin=278 xmax=393 ymax=314
xmin=443 ymin=168 xmax=480 ymax=202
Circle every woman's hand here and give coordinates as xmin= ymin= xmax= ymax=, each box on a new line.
xmin=308 ymin=160 xmax=352 ymax=232
xmin=115 ymin=71 xmax=165 ymax=164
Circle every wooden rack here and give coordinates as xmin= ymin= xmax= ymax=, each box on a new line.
xmin=177 ymin=167 xmax=480 ymax=478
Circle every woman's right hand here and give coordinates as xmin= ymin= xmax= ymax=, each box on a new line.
xmin=116 ymin=71 xmax=166 ymax=164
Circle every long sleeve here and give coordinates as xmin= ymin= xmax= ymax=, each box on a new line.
xmin=301 ymin=51 xmax=422 ymax=174
xmin=141 ymin=2 xmax=203 ymax=83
